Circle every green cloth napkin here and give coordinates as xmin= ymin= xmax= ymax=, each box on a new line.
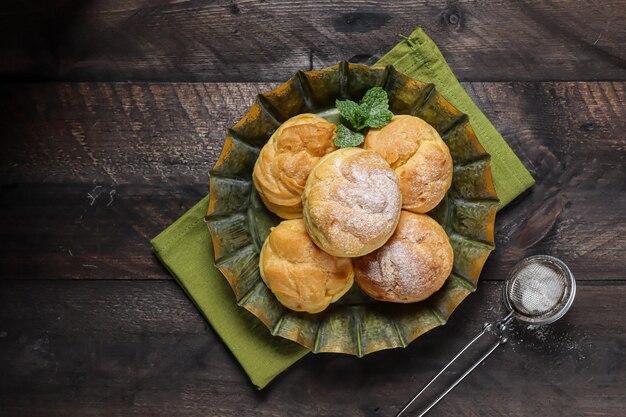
xmin=151 ymin=27 xmax=534 ymax=390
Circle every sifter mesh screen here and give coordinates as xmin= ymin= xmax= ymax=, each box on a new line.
xmin=507 ymin=259 xmax=568 ymax=318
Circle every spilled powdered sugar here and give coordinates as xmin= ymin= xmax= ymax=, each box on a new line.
xmin=480 ymin=284 xmax=587 ymax=362
xmin=507 ymin=322 xmax=588 ymax=362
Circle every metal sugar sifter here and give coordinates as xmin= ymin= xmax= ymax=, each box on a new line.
xmin=397 ymin=255 xmax=576 ymax=417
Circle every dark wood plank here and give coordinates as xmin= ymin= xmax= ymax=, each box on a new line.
xmin=0 ymin=81 xmax=624 ymax=280
xmin=0 ymin=184 xmax=205 ymax=280
xmin=474 ymin=81 xmax=626 ymax=282
xmin=0 ymin=279 xmax=623 ymax=416
xmin=0 ymin=83 xmax=271 ymax=185
xmin=1 ymin=0 xmax=625 ymax=82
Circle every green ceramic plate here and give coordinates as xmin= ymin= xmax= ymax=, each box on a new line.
xmin=206 ymin=62 xmax=498 ymax=356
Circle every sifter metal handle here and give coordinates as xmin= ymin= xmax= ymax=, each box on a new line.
xmin=396 ymin=313 xmax=513 ymax=417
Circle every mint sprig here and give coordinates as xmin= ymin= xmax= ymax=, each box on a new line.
xmin=333 ymin=87 xmax=393 ymax=148
xmin=333 ymin=124 xmax=365 ymax=148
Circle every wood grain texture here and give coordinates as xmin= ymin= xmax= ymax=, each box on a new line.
xmin=0 ymin=184 xmax=205 ymax=280
xmin=0 ymin=279 xmax=622 ymax=416
xmin=1 ymin=0 xmax=625 ymax=82
xmin=1 ymin=81 xmax=624 ymax=280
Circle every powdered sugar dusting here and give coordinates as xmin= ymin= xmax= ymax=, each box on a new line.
xmin=368 ymin=241 xmax=425 ymax=295
xmin=354 ymin=211 xmax=453 ymax=302
xmin=304 ymin=148 xmax=402 ymax=256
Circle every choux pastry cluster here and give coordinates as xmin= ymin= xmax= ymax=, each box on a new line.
xmin=254 ymin=113 xmax=454 ymax=313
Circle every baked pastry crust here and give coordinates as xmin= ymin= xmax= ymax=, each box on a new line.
xmin=259 ymin=219 xmax=354 ymax=313
xmin=303 ymin=148 xmax=402 ymax=257
xmin=354 ymin=211 xmax=454 ymax=303
xmin=253 ymin=113 xmax=337 ymax=219
xmin=364 ymin=115 xmax=453 ymax=213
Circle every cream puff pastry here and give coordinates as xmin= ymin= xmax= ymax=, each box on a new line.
xmin=354 ymin=211 xmax=454 ymax=303
xmin=303 ymin=148 xmax=402 ymax=257
xmin=253 ymin=113 xmax=337 ymax=219
xmin=364 ymin=115 xmax=453 ymax=213
xmin=259 ymin=219 xmax=354 ymax=313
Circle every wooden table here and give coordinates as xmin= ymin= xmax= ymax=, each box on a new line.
xmin=1 ymin=1 xmax=625 ymax=416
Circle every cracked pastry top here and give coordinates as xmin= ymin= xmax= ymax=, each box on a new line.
xmin=259 ymin=218 xmax=354 ymax=313
xmin=364 ymin=115 xmax=453 ymax=213
xmin=253 ymin=113 xmax=338 ymax=219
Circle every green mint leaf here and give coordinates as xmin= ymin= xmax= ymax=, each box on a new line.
xmin=356 ymin=116 xmax=369 ymax=130
xmin=336 ymin=99 xmax=369 ymax=131
xmin=360 ymin=87 xmax=389 ymax=113
xmin=366 ymin=108 xmax=394 ymax=128
xmin=336 ymin=99 xmax=359 ymax=125
xmin=334 ymin=124 xmax=365 ymax=148
xmin=352 ymin=110 xmax=369 ymax=130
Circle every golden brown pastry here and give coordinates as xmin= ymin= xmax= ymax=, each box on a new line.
xmin=364 ymin=115 xmax=453 ymax=213
xmin=259 ymin=219 xmax=354 ymax=313
xmin=302 ymin=148 xmax=402 ymax=258
xmin=354 ymin=211 xmax=454 ymax=303
xmin=253 ymin=113 xmax=338 ymax=219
